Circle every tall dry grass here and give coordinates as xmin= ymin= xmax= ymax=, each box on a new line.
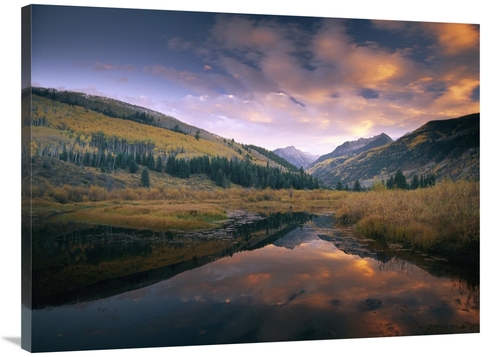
xmin=60 ymin=203 xmax=228 ymax=231
xmin=30 ymin=180 xmax=479 ymax=261
xmin=28 ymin=183 xmax=349 ymax=231
xmin=31 ymin=183 xmax=348 ymax=211
xmin=336 ymin=180 xmax=479 ymax=261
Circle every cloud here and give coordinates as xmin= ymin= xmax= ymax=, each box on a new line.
xmin=147 ymin=15 xmax=479 ymax=154
xmin=167 ymin=37 xmax=194 ymax=51
xmin=123 ymin=94 xmax=157 ymax=110
xmin=68 ymin=86 xmax=110 ymax=97
xmin=430 ymin=23 xmax=479 ymax=55
xmin=93 ymin=62 xmax=135 ymax=72
xmin=210 ymin=15 xmax=286 ymax=54
xmin=311 ymin=20 xmax=415 ymax=89
xmin=144 ymin=64 xmax=249 ymax=98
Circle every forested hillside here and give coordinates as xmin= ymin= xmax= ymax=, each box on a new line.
xmin=30 ymin=87 xmax=211 ymax=139
xmin=308 ymin=113 xmax=479 ymax=188
xmin=24 ymin=88 xmax=319 ymax=193
xmin=310 ymin=133 xmax=393 ymax=168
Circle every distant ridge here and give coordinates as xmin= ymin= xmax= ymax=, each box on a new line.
xmin=273 ymin=146 xmax=319 ymax=169
xmin=307 ymin=113 xmax=479 ymax=188
xmin=310 ymin=133 xmax=393 ymax=167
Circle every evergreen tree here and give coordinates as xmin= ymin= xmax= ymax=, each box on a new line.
xmin=140 ymin=168 xmax=150 ymax=188
xmin=178 ymin=159 xmax=191 ymax=179
xmin=116 ymin=152 xmax=126 ymax=169
xmin=411 ymin=175 xmax=420 ymax=190
xmin=353 ymin=179 xmax=362 ymax=192
xmin=146 ymin=153 xmax=155 ymax=171
xmin=394 ymin=170 xmax=407 ymax=190
xmin=129 ymin=160 xmax=139 ymax=173
xmin=335 ymin=181 xmax=343 ymax=191
xmin=155 ymin=156 xmax=163 ymax=173
xmin=386 ymin=176 xmax=394 ymax=189
xmin=216 ymin=168 xmax=225 ymax=187
xmin=166 ymin=155 xmax=177 ymax=176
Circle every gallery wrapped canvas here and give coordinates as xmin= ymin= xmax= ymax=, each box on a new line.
xmin=21 ymin=3 xmax=479 ymax=354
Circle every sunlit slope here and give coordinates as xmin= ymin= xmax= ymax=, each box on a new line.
xmin=308 ymin=113 xmax=479 ymax=187
xmin=30 ymin=86 xmax=214 ymax=140
xmin=29 ymin=94 xmax=262 ymax=163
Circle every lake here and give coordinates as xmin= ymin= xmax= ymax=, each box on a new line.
xmin=26 ymin=211 xmax=479 ymax=352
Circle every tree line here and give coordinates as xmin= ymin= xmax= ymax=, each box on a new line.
xmin=335 ymin=170 xmax=436 ymax=192
xmin=139 ymin=155 xmax=320 ymax=190
xmin=58 ymin=146 xmax=320 ymax=190
xmin=385 ymin=170 xmax=436 ymax=190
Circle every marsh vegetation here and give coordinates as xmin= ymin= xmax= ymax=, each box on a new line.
xmin=28 ymin=178 xmax=479 ymax=263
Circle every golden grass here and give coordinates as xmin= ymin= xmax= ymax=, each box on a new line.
xmin=30 ymin=95 xmax=246 ymax=161
xmin=31 ymin=181 xmax=349 ymax=210
xmin=59 ymin=203 xmax=228 ymax=231
xmin=29 ymin=184 xmax=349 ymax=231
xmin=27 ymin=179 xmax=480 ymax=262
xmin=336 ymin=180 xmax=479 ymax=259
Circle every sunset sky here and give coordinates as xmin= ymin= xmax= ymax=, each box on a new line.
xmin=30 ymin=4 xmax=479 ymax=155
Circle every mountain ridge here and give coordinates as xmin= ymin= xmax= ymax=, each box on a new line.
xmin=307 ymin=113 xmax=479 ymax=188
xmin=310 ymin=133 xmax=394 ymax=168
xmin=273 ymin=146 xmax=319 ymax=169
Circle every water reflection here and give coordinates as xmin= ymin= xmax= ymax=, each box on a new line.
xmin=29 ymin=211 xmax=479 ymax=352
xmin=29 ymin=211 xmax=313 ymax=309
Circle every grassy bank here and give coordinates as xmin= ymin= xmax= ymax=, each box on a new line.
xmin=27 ymin=185 xmax=348 ymax=231
xmin=58 ymin=202 xmax=228 ymax=231
xmin=26 ymin=180 xmax=480 ymax=263
xmin=336 ymin=180 xmax=479 ymax=262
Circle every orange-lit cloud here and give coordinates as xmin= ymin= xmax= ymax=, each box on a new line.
xmin=432 ymin=23 xmax=479 ymax=55
xmin=144 ymin=16 xmax=479 ymax=155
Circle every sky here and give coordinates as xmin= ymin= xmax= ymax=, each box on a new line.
xmin=29 ymin=4 xmax=479 ymax=155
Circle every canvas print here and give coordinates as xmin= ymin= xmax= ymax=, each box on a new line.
xmin=21 ymin=4 xmax=479 ymax=353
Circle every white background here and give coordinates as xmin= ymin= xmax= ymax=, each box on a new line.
xmin=2 ymin=1 xmax=496 ymax=356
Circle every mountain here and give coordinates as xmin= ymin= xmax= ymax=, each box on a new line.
xmin=310 ymin=133 xmax=393 ymax=167
xmin=24 ymin=87 xmax=321 ymax=192
xmin=307 ymin=113 xmax=479 ymax=188
xmin=29 ymin=87 xmax=213 ymax=139
xmin=273 ymin=146 xmax=319 ymax=169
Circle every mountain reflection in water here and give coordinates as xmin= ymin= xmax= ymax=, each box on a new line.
xmin=29 ymin=211 xmax=479 ymax=352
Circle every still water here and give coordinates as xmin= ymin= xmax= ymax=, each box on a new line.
xmin=29 ymin=212 xmax=479 ymax=352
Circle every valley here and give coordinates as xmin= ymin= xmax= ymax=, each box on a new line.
xmin=22 ymin=87 xmax=480 ymax=352
xmin=23 ymin=87 xmax=480 ymax=264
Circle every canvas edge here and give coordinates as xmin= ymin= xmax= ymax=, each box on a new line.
xmin=21 ymin=4 xmax=33 ymax=353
